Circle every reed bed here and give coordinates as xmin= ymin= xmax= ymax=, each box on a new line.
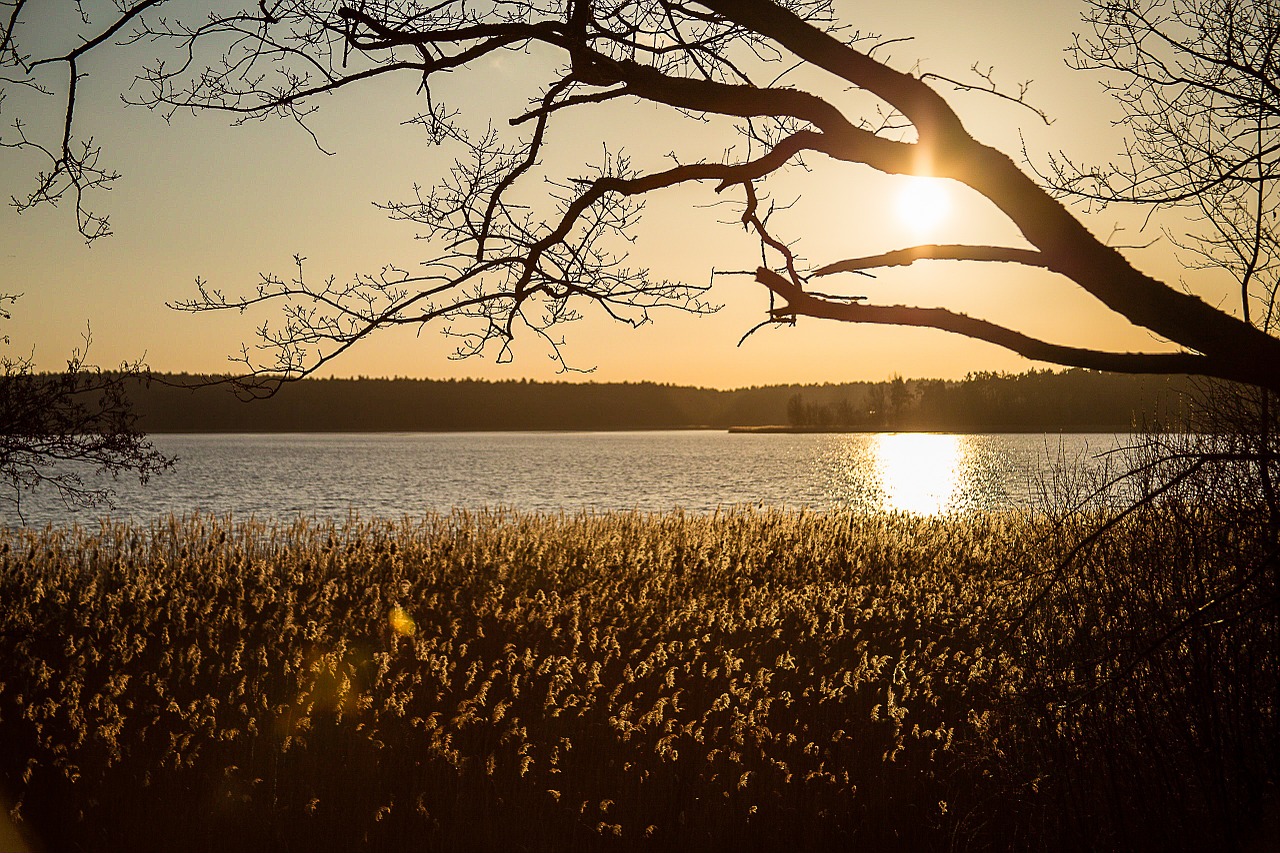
xmin=0 ymin=508 xmax=1272 ymax=851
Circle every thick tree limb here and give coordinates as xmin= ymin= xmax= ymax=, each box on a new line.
xmin=813 ymin=245 xmax=1049 ymax=277
xmin=756 ymin=267 xmax=1232 ymax=381
xmin=5 ymin=0 xmax=1279 ymax=395
xmin=695 ymin=0 xmax=1280 ymax=392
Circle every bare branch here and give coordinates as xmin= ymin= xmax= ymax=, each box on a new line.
xmin=3 ymin=0 xmax=1279 ymax=392
xmin=920 ymin=64 xmax=1052 ymax=126
xmin=756 ymin=267 xmax=1226 ymax=380
xmin=813 ymin=244 xmax=1049 ymax=277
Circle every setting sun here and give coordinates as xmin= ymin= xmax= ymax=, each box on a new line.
xmin=895 ymin=176 xmax=952 ymax=233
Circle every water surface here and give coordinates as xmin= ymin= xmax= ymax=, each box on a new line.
xmin=12 ymin=431 xmax=1135 ymax=526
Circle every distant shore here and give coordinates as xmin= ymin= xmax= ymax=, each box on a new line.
xmin=108 ymin=369 xmax=1191 ymax=434
xmin=137 ymin=424 xmax=1137 ymax=434
xmin=726 ymin=424 xmax=1134 ymax=434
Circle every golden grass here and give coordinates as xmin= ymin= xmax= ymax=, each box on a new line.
xmin=0 ymin=508 xmax=1271 ymax=851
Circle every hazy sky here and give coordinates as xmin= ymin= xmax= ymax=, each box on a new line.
xmin=0 ymin=1 xmax=1231 ymax=388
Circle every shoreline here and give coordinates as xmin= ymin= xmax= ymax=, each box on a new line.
xmin=134 ymin=424 xmax=1138 ymax=435
xmin=728 ymin=424 xmax=1135 ymax=434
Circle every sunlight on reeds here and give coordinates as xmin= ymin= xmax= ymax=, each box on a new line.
xmin=0 ymin=506 xmax=1271 ymax=851
xmin=0 ymin=510 xmax=1018 ymax=849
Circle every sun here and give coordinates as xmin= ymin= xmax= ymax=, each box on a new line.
xmin=894 ymin=176 xmax=951 ymax=233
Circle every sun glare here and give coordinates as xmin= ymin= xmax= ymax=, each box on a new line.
xmin=894 ymin=176 xmax=951 ymax=233
xmin=874 ymin=433 xmax=964 ymax=515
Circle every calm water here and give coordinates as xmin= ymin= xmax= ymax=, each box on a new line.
xmin=11 ymin=431 xmax=1137 ymax=527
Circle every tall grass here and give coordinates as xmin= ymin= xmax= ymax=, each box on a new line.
xmin=0 ymin=508 xmax=1272 ymax=851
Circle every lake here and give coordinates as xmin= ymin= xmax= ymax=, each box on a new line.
xmin=10 ymin=431 xmax=1140 ymax=527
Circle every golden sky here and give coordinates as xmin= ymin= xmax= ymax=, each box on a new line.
xmin=0 ymin=1 xmax=1236 ymax=388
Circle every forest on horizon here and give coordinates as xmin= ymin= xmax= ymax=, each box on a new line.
xmin=123 ymin=369 xmax=1195 ymax=433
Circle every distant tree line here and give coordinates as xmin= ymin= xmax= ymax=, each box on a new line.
xmin=99 ymin=369 xmax=1195 ymax=433
xmin=786 ymin=369 xmax=1194 ymax=431
xmin=129 ymin=375 xmax=841 ymax=432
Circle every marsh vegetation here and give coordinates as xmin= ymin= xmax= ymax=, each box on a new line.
xmin=1 ymin=505 xmax=1273 ymax=851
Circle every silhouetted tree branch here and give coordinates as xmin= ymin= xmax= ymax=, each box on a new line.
xmin=1043 ymin=0 xmax=1279 ymax=529
xmin=1011 ymin=3 xmax=1279 ymax=768
xmin=0 ymin=301 xmax=172 ymax=520
xmin=4 ymin=0 xmax=1279 ymax=394
xmin=1045 ymin=0 xmax=1279 ymax=336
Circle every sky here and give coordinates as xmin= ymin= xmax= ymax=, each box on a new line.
xmin=0 ymin=1 xmax=1234 ymax=388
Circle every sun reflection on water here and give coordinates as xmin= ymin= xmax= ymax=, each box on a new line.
xmin=874 ymin=433 xmax=965 ymax=515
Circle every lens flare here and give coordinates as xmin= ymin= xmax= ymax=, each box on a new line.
xmin=389 ymin=605 xmax=416 ymax=636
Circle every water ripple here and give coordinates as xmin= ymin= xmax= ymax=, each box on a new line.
xmin=10 ymin=431 xmax=1135 ymax=527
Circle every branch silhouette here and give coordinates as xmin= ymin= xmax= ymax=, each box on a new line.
xmin=3 ymin=0 xmax=1278 ymax=394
